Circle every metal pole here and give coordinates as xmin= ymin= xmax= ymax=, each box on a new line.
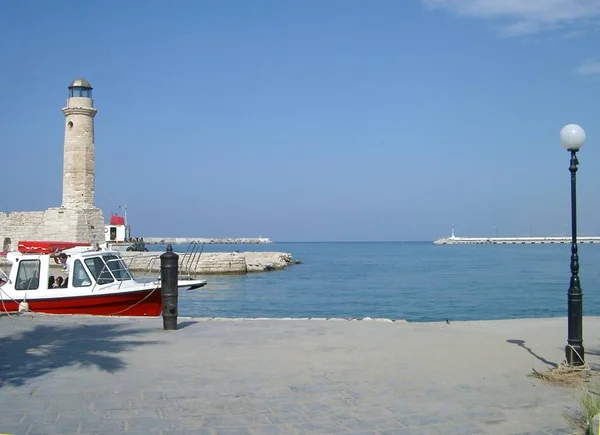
xmin=566 ymin=150 xmax=584 ymax=365
xmin=124 ymin=204 xmax=130 ymax=240
xmin=160 ymin=244 xmax=179 ymax=330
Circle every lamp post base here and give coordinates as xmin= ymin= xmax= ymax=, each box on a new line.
xmin=565 ymin=343 xmax=585 ymax=366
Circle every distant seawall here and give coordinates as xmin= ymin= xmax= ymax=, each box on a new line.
xmin=141 ymin=237 xmax=272 ymax=245
xmin=433 ymin=236 xmax=600 ymax=245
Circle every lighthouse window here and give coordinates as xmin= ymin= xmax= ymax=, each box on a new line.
xmin=67 ymin=121 xmax=73 ymax=130
xmin=68 ymin=88 xmax=92 ymax=98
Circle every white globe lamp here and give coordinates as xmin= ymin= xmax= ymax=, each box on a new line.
xmin=560 ymin=124 xmax=586 ymax=151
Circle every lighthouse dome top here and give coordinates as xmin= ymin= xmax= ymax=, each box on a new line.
xmin=68 ymin=78 xmax=92 ymax=89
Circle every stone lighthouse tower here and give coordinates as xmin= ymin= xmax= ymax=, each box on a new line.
xmin=54 ymin=78 xmax=104 ymax=243
xmin=62 ymin=78 xmax=97 ymax=208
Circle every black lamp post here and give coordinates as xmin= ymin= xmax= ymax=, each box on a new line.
xmin=559 ymin=123 xmax=587 ymax=366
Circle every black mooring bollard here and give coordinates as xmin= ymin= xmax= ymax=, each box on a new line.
xmin=160 ymin=244 xmax=179 ymax=330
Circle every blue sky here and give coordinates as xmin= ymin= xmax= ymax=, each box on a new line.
xmin=1 ymin=0 xmax=600 ymax=241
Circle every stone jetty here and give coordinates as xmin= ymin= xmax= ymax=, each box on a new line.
xmin=142 ymin=237 xmax=272 ymax=245
xmin=119 ymin=251 xmax=295 ymax=275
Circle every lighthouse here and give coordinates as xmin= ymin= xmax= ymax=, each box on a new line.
xmin=62 ymin=78 xmax=98 ymax=208
xmin=52 ymin=78 xmax=105 ymax=243
xmin=0 ymin=79 xmax=105 ymax=247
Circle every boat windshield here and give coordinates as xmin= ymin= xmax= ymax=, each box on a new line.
xmin=84 ymin=254 xmax=133 ymax=284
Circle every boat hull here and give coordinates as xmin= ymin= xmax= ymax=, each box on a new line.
xmin=0 ymin=288 xmax=162 ymax=317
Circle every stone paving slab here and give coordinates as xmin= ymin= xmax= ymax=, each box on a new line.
xmin=0 ymin=314 xmax=597 ymax=434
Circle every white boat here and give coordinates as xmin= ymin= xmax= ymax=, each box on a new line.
xmin=0 ymin=241 xmax=207 ymax=317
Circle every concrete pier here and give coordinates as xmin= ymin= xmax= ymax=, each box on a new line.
xmin=434 ymin=235 xmax=600 ymax=245
xmin=0 ymin=314 xmax=587 ymax=434
xmin=119 ymin=251 xmax=295 ymax=275
xmin=140 ymin=237 xmax=273 ymax=245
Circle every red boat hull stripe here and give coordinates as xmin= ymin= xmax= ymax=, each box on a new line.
xmin=0 ymin=288 xmax=163 ymax=317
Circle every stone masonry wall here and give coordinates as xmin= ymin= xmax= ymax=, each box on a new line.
xmin=0 ymin=212 xmax=45 ymax=250
xmin=0 ymin=207 xmax=105 ymax=250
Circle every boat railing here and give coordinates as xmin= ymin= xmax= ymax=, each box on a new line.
xmin=144 ymin=255 xmax=161 ymax=282
xmin=88 ymin=256 xmax=135 ymax=291
xmin=106 ymin=257 xmax=135 ymax=290
xmin=119 ymin=252 xmax=159 ymax=281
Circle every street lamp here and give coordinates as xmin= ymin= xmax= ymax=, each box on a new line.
xmin=559 ymin=123 xmax=586 ymax=366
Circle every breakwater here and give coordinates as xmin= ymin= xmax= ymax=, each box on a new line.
xmin=433 ymin=235 xmax=600 ymax=245
xmin=119 ymin=251 xmax=295 ymax=275
xmin=140 ymin=237 xmax=272 ymax=245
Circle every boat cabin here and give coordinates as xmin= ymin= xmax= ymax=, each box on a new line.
xmin=5 ymin=242 xmax=133 ymax=292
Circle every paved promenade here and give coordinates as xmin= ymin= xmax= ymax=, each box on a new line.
xmin=0 ymin=314 xmax=597 ymax=435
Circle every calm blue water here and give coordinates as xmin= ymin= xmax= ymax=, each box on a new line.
xmin=149 ymin=242 xmax=600 ymax=322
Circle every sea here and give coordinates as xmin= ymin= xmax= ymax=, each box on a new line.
xmin=146 ymin=242 xmax=600 ymax=322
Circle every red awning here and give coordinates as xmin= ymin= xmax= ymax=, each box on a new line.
xmin=109 ymin=215 xmax=125 ymax=226
xmin=17 ymin=241 xmax=90 ymax=254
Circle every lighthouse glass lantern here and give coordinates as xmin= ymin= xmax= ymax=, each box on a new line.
xmin=68 ymin=78 xmax=93 ymax=98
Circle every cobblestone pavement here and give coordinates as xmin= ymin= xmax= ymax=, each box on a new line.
xmin=0 ymin=314 xmax=596 ymax=434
